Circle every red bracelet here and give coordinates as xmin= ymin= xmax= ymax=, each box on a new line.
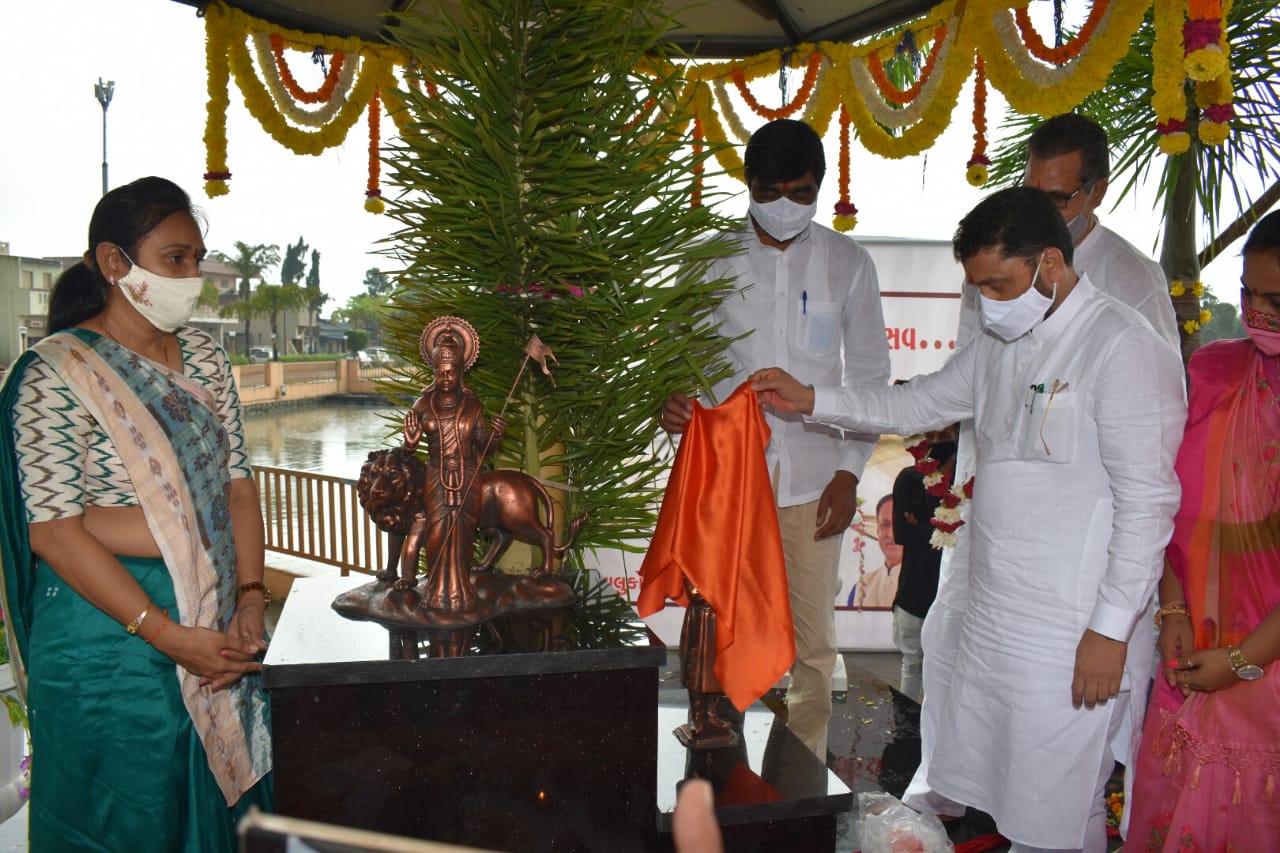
xmin=143 ymin=609 xmax=171 ymax=645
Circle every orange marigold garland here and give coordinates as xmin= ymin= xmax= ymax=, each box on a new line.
xmin=731 ymin=51 xmax=822 ymax=121
xmin=1014 ymin=1 xmax=1110 ymax=65
xmin=364 ymin=90 xmax=384 ymax=214
xmin=866 ymin=24 xmax=947 ymax=106
xmin=270 ymin=34 xmax=347 ymax=103
xmin=833 ymin=106 xmax=857 ymax=232
xmin=966 ymin=56 xmax=991 ymax=187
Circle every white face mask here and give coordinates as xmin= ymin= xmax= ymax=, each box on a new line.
xmin=114 ymin=251 xmax=203 ymax=333
xmin=1065 ymin=210 xmax=1093 ymax=244
xmin=978 ymin=253 xmax=1055 ymax=342
xmin=749 ymin=196 xmax=816 ymax=242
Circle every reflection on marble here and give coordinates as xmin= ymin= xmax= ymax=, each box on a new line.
xmin=656 ymin=701 xmax=852 ymax=851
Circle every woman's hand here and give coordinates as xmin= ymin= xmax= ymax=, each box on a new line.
xmin=1168 ymin=646 xmax=1239 ymax=696
xmin=748 ymin=368 xmax=815 ymax=415
xmin=1157 ymin=612 xmax=1196 ymax=690
xmin=153 ymin=618 xmax=265 ymax=692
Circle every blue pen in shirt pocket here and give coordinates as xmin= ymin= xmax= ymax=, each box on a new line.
xmin=802 ymin=290 xmax=807 ymax=315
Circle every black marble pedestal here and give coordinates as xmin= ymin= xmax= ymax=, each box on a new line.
xmin=264 ymin=576 xmax=666 ymax=852
xmin=655 ymin=701 xmax=853 ymax=852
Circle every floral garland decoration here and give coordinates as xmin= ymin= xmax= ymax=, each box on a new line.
xmin=203 ymin=1 xmax=401 ymax=202
xmin=203 ymin=2 xmax=234 ymax=197
xmin=1168 ymin=278 xmax=1206 ymax=299
xmin=841 ymin=17 xmax=975 ymax=160
xmin=731 ymin=50 xmax=823 ymax=121
xmin=905 ymin=435 xmax=974 ymax=550
xmin=1013 ymin=0 xmax=1110 ymax=65
xmin=967 ymin=55 xmax=991 ymax=187
xmin=978 ymin=0 xmax=1147 ymax=117
xmin=270 ymin=34 xmax=346 ymax=103
xmin=1183 ymin=0 xmax=1227 ymax=82
xmin=834 ymin=106 xmax=857 ymax=232
xmin=1152 ymin=0 xmax=1191 ymax=154
xmin=365 ymin=91 xmax=384 ymax=214
xmin=865 ymin=24 xmax=948 ymax=106
xmin=1194 ymin=0 xmax=1234 ymax=147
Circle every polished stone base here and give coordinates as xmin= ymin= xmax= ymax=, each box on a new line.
xmin=265 ymin=576 xmax=664 ymax=852
xmin=655 ymin=701 xmax=852 ymax=852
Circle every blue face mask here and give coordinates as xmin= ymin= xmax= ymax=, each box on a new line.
xmin=978 ymin=253 xmax=1055 ymax=342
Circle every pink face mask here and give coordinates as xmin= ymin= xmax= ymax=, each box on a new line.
xmin=1241 ymin=290 xmax=1280 ymax=356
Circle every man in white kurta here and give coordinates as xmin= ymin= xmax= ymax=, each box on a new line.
xmin=913 ymin=113 xmax=1182 ymax=829
xmin=752 ymin=187 xmax=1186 ymax=852
xmin=660 ymin=119 xmax=889 ymax=759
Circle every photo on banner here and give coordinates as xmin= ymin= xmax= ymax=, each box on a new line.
xmin=834 ymin=238 xmax=960 ymax=651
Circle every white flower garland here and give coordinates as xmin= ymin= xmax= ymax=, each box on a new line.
xmin=712 ymin=78 xmax=753 ymax=144
xmin=252 ymin=31 xmax=359 ymax=128
xmin=846 ymin=20 xmax=958 ymax=129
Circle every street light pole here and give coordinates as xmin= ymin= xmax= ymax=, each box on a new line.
xmin=94 ymin=78 xmax=115 ymax=196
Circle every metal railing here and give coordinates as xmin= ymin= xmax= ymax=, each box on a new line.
xmin=254 ymin=465 xmax=385 ymax=576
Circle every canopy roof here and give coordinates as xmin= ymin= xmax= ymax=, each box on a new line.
xmin=171 ymin=0 xmax=937 ymax=56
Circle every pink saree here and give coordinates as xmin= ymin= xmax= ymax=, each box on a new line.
xmin=1126 ymin=339 xmax=1280 ymax=851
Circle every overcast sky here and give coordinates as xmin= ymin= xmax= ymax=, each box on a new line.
xmin=0 ymin=0 xmax=1252 ymax=315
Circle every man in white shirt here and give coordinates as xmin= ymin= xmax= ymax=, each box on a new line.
xmin=925 ymin=114 xmax=1180 ymax=829
xmin=660 ymin=119 xmax=890 ymax=759
xmin=751 ymin=186 xmax=1186 ymax=853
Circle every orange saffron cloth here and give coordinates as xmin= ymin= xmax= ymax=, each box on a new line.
xmin=637 ymin=383 xmax=795 ymax=710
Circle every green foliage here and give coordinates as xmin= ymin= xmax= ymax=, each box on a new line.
xmin=345 ymin=328 xmax=371 ymax=353
xmin=281 ymin=236 xmax=309 ymax=285
xmin=363 ymin=268 xmax=392 ymax=297
xmin=1199 ymin=289 xmax=1246 ymax=343
xmin=197 ymin=280 xmax=222 ymax=310
xmin=332 ymin=293 xmax=389 ymax=339
xmin=211 ymin=241 xmax=281 ymax=355
xmin=378 ymin=0 xmax=736 ymax=558
xmin=220 ymin=282 xmax=311 ymax=359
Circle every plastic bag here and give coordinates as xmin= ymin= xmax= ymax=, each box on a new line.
xmin=855 ymin=791 xmax=954 ymax=853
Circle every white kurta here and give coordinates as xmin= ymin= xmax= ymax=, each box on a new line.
xmin=708 ymin=219 xmax=889 ymax=507
xmin=939 ymin=224 xmax=1179 ymax=833
xmin=811 ymin=277 xmax=1186 ymax=847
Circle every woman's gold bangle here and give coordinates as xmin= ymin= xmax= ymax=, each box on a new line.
xmin=1154 ymin=604 xmax=1190 ymax=628
xmin=125 ymin=606 xmax=150 ymax=636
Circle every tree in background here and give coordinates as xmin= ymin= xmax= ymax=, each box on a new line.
xmin=363 ymin=268 xmax=392 ymax=297
xmin=306 ymin=249 xmax=328 ymax=354
xmin=332 ymin=293 xmax=388 ymax=342
xmin=379 ymin=0 xmax=734 ymax=567
xmin=223 ymin=283 xmax=310 ymax=360
xmin=280 ymin=236 xmax=309 ymax=286
xmin=197 ymin=280 xmax=222 ymax=312
xmin=1198 ymin=289 xmax=1245 ymax=343
xmin=345 ymin=328 xmax=370 ymax=355
xmin=211 ymin=241 xmax=280 ymax=355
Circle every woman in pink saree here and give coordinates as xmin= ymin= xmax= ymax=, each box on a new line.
xmin=1127 ymin=212 xmax=1280 ymax=850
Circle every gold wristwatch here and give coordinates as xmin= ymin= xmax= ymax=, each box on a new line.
xmin=1227 ymin=646 xmax=1264 ymax=681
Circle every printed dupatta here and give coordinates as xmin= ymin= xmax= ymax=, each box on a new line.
xmin=0 ymin=329 xmax=270 ymax=804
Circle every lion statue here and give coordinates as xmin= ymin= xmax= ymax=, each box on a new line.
xmin=357 ymin=447 xmax=587 ymax=588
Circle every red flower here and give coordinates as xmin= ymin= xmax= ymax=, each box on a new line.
xmin=961 ymin=477 xmax=975 ymax=499
xmin=905 ymin=440 xmax=931 ymax=461
xmin=916 ymin=457 xmax=941 ymax=475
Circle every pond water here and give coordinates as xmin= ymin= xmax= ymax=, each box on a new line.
xmin=241 ymin=400 xmax=401 ymax=480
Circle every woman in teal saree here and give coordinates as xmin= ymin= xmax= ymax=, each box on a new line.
xmin=0 ymin=177 xmax=272 ymax=851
